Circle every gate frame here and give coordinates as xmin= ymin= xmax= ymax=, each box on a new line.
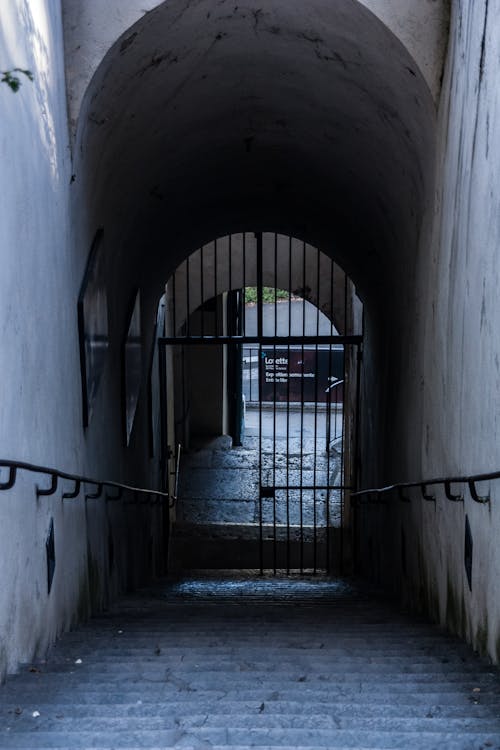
xmin=157 ymin=231 xmax=363 ymax=574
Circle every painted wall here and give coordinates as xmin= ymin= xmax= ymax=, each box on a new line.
xmin=0 ymin=0 xmax=85 ymax=681
xmin=358 ymin=0 xmax=500 ymax=662
xmin=0 ymin=1 xmax=164 ymax=681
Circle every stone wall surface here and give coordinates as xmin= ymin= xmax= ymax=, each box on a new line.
xmin=363 ymin=0 xmax=500 ymax=661
xmin=0 ymin=1 xmax=163 ymax=681
xmin=0 ymin=0 xmax=85 ymax=681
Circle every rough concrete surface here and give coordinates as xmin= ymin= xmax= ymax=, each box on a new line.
xmin=1 ymin=573 xmax=500 ymax=749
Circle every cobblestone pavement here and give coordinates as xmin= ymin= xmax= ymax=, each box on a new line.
xmin=177 ymin=427 xmax=343 ymax=529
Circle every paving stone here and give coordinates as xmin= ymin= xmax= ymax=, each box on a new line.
xmin=176 ymin=433 xmax=342 ymax=541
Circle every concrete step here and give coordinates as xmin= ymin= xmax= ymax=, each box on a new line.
xmin=0 ymin=728 xmax=500 ymax=748
xmin=25 ymin=658 xmax=488 ymax=673
xmin=17 ymin=652 xmax=496 ymax=670
xmin=2 ymin=700 xmax=498 ymax=719
xmin=9 ymin=668 xmax=498 ymax=685
xmin=1 ymin=574 xmax=500 ymax=749
xmin=4 ymin=713 xmax=500 ymax=733
xmin=35 ymin=648 xmax=476 ymax=663
xmin=4 ymin=684 xmax=499 ymax=704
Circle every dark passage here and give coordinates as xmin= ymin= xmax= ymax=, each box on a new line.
xmin=162 ymin=233 xmax=361 ymax=576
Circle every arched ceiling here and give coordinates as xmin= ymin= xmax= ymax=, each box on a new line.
xmin=63 ymin=0 xmax=449 ymax=126
xmin=71 ymin=0 xmax=438 ymax=311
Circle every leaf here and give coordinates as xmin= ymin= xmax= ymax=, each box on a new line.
xmin=1 ymin=68 xmax=34 ymax=92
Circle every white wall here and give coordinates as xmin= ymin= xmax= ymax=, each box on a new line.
xmin=363 ymin=0 xmax=500 ymax=661
xmin=0 ymin=1 xmax=164 ymax=681
xmin=0 ymin=0 xmax=87 ymax=680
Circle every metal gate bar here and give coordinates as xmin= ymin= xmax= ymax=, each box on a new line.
xmin=159 ymin=335 xmax=362 ymax=345
xmin=313 ymin=246 xmax=321 ymax=573
xmin=257 ymin=233 xmax=264 ymax=573
xmin=159 ymin=232 xmax=362 ymax=575
xmin=286 ymin=236 xmax=292 ymax=574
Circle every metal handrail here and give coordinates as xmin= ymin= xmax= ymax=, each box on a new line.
xmin=0 ymin=458 xmax=176 ymax=507
xmin=351 ymin=469 xmax=500 ymax=506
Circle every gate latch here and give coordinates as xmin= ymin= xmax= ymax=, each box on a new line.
xmin=260 ymin=486 xmax=275 ymax=498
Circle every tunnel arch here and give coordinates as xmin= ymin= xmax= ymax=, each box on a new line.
xmin=63 ymin=0 xmax=449 ymax=130
xmin=161 ymin=232 xmax=360 ymax=338
xmin=68 ymin=0 xmax=440 ymax=509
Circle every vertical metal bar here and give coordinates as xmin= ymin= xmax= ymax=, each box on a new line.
xmin=334 ymin=377 xmax=338 ymax=440
xmin=274 ymin=232 xmax=278 ymax=336
xmin=255 ymin=347 xmax=258 ymax=402
xmin=355 ymin=343 xmax=362 ymax=492
xmin=257 ymin=232 xmax=263 ymax=339
xmin=258 ymin=347 xmax=264 ymax=574
xmin=325 ymin=387 xmax=331 ymax=451
xmin=325 ymin=260 xmax=334 ymax=574
xmin=331 ymin=260 xmax=335 ymax=337
xmin=325 ymin=352 xmax=336 ymax=573
xmin=165 ymin=342 xmax=172 ymax=574
xmin=273 ymin=342 xmax=277 ymax=574
xmin=172 ymin=272 xmax=177 ymax=338
xmin=251 ymin=347 xmax=253 ymax=403
xmin=181 ymin=345 xmax=187 ymax=448
xmin=340 ymin=275 xmax=348 ymax=574
xmin=352 ymin=341 xmax=363 ymax=572
xmin=186 ymin=255 xmax=191 ymax=337
xmin=288 ymin=236 xmax=293 ymax=334
xmin=339 ymin=345 xmax=346 ymax=575
xmin=200 ymin=245 xmax=205 ymax=337
xmin=214 ymin=239 xmax=218 ymax=334
xmin=313 ymin=247 xmax=320 ymax=574
xmin=242 ymin=233 xmax=247 ymax=336
xmin=273 ymin=234 xmax=278 ymax=574
xmin=333 ymin=260 xmax=338 ymax=442
xmin=325 ymin=247 xmax=331 ymax=451
xmin=228 ymin=234 xmax=233 ymax=338
xmin=214 ymin=239 xmax=218 ymax=300
xmin=252 ymin=347 xmax=255 ymax=402
xmin=158 ymin=342 xmax=170 ymax=574
xmin=248 ymin=347 xmax=251 ymax=403
xmin=286 ymin=235 xmax=292 ymax=574
xmin=344 ymin=270 xmax=349 ymax=337
xmin=299 ymin=241 xmax=306 ymax=573
xmin=159 ymin=342 xmax=167 ymax=484
xmin=236 ymin=289 xmax=244 ymax=446
xmin=257 ymin=233 xmax=264 ymax=573
xmin=252 ymin=347 xmax=260 ymax=403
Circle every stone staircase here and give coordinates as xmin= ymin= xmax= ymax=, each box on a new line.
xmin=1 ymin=573 xmax=500 ymax=749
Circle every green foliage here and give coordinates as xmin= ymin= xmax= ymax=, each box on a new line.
xmin=245 ymin=287 xmax=289 ymax=304
xmin=1 ymin=68 xmax=34 ymax=92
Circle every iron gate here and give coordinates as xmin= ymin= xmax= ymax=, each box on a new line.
xmin=158 ymin=232 xmax=362 ymax=574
